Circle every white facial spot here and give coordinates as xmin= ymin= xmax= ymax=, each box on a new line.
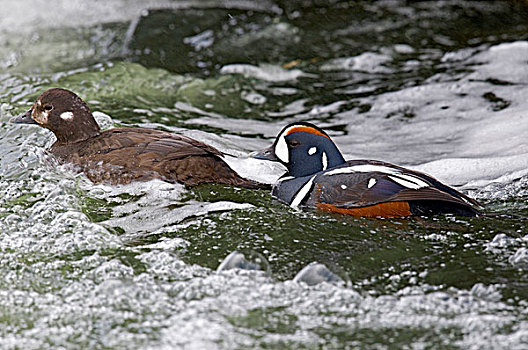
xmin=37 ymin=100 xmax=42 ymax=107
xmin=308 ymin=147 xmax=317 ymax=155
xmin=274 ymin=135 xmax=289 ymax=163
xmin=367 ymin=178 xmax=377 ymax=188
xmin=60 ymin=111 xmax=74 ymax=121
xmin=32 ymin=109 xmax=49 ymax=125
xmin=322 ymin=152 xmax=328 ymax=170
xmin=341 ymin=184 xmax=347 ymax=190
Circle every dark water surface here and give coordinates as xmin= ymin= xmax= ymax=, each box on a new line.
xmin=1 ymin=1 xmax=528 ymax=348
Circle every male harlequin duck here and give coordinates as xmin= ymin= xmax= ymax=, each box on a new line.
xmin=252 ymin=122 xmax=482 ymax=218
xmin=10 ymin=88 xmax=268 ymax=189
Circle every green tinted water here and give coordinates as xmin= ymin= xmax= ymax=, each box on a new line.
xmin=1 ymin=1 xmax=528 ymax=348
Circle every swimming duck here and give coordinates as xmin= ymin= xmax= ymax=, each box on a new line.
xmin=252 ymin=122 xmax=481 ymax=217
xmin=10 ymin=88 xmax=267 ymax=189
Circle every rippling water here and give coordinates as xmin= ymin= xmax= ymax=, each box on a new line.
xmin=1 ymin=1 xmax=528 ymax=348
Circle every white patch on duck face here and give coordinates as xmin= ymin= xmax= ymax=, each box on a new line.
xmin=388 ymin=175 xmax=428 ymax=189
xmin=290 ymin=175 xmax=317 ymax=208
xmin=274 ymin=125 xmax=301 ymax=163
xmin=322 ymin=152 xmax=328 ymax=170
xmin=274 ymin=135 xmax=289 ymax=163
xmin=341 ymin=184 xmax=347 ymax=190
xmin=308 ymin=147 xmax=317 ymax=155
xmin=60 ymin=111 xmax=74 ymax=121
xmin=32 ymin=109 xmax=49 ymax=125
xmin=367 ymin=178 xmax=377 ymax=188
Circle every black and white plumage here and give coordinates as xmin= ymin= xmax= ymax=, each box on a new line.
xmin=252 ymin=122 xmax=481 ymax=217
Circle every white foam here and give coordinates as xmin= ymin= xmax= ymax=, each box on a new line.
xmin=0 ymin=0 xmax=174 ymax=33
xmin=222 ymin=156 xmax=283 ymax=185
xmin=220 ymin=63 xmax=315 ymax=82
xmin=92 ymin=111 xmax=114 ymax=130
xmin=103 ymin=200 xmax=253 ymax=234
xmin=416 ymin=155 xmax=528 ymax=188
xmin=320 ymin=52 xmax=392 ymax=73
xmin=0 ymin=0 xmax=279 ymax=33
xmin=332 ymin=41 xmax=528 ymax=189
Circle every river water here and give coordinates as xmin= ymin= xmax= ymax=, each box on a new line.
xmin=1 ymin=1 xmax=527 ymax=348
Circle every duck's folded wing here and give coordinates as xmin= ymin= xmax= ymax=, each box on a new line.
xmin=315 ymin=171 xmax=478 ymax=209
xmin=79 ymin=128 xmax=223 ymax=163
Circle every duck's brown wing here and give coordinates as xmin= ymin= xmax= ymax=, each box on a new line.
xmin=84 ymin=128 xmax=223 ymax=158
xmin=52 ymin=128 xmax=268 ymax=189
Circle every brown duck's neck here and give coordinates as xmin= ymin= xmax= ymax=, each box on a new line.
xmin=52 ymin=119 xmax=101 ymax=145
xmin=54 ymin=128 xmax=101 ymax=145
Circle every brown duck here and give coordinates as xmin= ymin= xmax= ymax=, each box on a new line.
xmin=10 ymin=88 xmax=267 ymax=189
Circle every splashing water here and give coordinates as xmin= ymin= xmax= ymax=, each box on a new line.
xmin=1 ymin=1 xmax=528 ymax=348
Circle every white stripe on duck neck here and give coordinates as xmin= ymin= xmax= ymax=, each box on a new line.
xmin=290 ymin=175 xmax=316 ymax=208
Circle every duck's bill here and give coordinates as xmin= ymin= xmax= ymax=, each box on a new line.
xmin=249 ymin=145 xmax=279 ymax=162
xmin=10 ymin=110 xmax=36 ymax=124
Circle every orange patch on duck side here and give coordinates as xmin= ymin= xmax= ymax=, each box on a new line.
xmin=317 ymin=201 xmax=411 ymax=218
xmin=285 ymin=126 xmax=330 ymax=139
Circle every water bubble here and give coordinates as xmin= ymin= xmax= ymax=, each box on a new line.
xmin=241 ymin=91 xmax=267 ymax=105
xmin=217 ymin=250 xmax=270 ymax=274
xmin=509 ymin=247 xmax=528 ymax=268
xmin=292 ymin=262 xmax=348 ymax=286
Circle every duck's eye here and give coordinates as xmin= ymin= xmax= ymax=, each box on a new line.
xmin=288 ymin=139 xmax=300 ymax=148
xmin=44 ymin=105 xmax=53 ymax=111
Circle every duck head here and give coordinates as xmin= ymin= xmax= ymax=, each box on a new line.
xmin=252 ymin=122 xmax=346 ymax=177
xmin=10 ymin=88 xmax=101 ymax=144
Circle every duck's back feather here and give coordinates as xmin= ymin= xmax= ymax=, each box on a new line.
xmin=50 ymin=128 xmax=268 ymax=189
